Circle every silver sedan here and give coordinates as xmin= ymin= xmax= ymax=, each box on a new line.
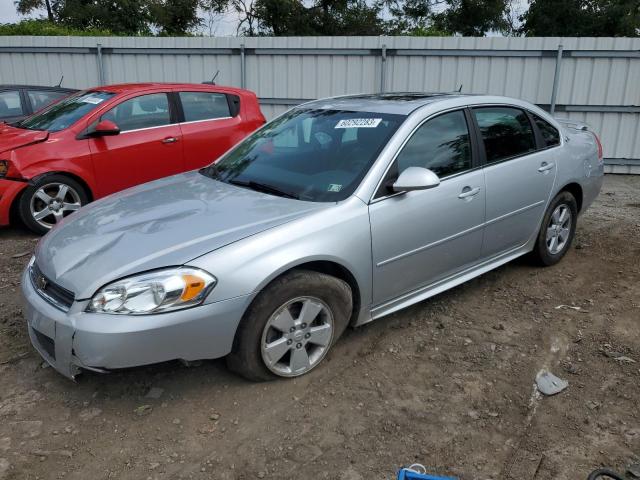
xmin=22 ymin=93 xmax=604 ymax=380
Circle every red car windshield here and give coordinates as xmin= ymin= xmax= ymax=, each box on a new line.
xmin=15 ymin=91 xmax=115 ymax=132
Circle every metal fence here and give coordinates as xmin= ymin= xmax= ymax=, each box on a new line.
xmin=1 ymin=35 xmax=639 ymax=172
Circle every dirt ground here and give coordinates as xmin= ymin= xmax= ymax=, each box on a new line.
xmin=0 ymin=175 xmax=638 ymax=480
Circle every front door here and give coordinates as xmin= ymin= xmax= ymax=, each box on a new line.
xmin=369 ymin=109 xmax=486 ymax=306
xmin=472 ymin=107 xmax=557 ymax=258
xmin=89 ymin=92 xmax=184 ymax=197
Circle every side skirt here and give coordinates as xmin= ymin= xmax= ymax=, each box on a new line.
xmin=361 ymin=244 xmax=532 ymax=325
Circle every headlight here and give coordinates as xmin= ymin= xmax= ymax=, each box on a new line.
xmin=87 ymin=267 xmax=216 ymax=315
xmin=0 ymin=160 xmax=8 ymax=178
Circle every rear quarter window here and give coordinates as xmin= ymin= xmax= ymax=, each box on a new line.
xmin=532 ymin=114 xmax=561 ymax=148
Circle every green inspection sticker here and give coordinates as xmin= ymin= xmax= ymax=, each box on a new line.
xmin=328 ymin=184 xmax=343 ymax=192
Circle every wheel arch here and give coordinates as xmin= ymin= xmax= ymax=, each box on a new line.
xmin=559 ymin=182 xmax=583 ymax=213
xmin=247 ymin=258 xmax=362 ymax=327
xmin=28 ymin=171 xmax=94 ymax=202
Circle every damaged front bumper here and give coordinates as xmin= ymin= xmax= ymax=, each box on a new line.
xmin=21 ymin=267 xmax=253 ymax=380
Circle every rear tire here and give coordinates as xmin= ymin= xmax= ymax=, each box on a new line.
xmin=531 ymin=191 xmax=578 ymax=266
xmin=18 ymin=174 xmax=89 ymax=235
xmin=227 ymin=269 xmax=352 ymax=381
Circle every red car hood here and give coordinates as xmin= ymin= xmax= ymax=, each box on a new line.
xmin=0 ymin=124 xmax=49 ymax=154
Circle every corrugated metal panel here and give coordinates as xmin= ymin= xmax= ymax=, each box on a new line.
xmin=1 ymin=35 xmax=638 ymax=163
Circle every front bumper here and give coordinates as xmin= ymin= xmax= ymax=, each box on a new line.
xmin=0 ymin=178 xmax=28 ymax=226
xmin=21 ymin=267 xmax=253 ymax=379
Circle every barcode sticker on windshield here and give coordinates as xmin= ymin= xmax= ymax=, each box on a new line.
xmin=335 ymin=118 xmax=382 ymax=129
xmin=81 ymin=96 xmax=105 ymax=105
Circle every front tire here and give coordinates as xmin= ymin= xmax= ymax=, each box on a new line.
xmin=18 ymin=174 xmax=89 ymax=235
xmin=531 ymin=191 xmax=578 ymax=266
xmin=227 ymin=270 xmax=352 ymax=381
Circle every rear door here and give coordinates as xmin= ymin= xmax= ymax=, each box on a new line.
xmin=176 ymin=90 xmax=246 ymax=169
xmin=473 ymin=106 xmax=557 ymax=259
xmin=88 ymin=91 xmax=184 ymax=197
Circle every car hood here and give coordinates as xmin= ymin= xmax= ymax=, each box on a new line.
xmin=0 ymin=124 xmax=49 ymax=153
xmin=36 ymin=171 xmax=327 ymax=299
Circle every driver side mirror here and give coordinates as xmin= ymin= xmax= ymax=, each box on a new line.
xmin=392 ymin=167 xmax=440 ymax=192
xmin=92 ymin=119 xmax=120 ymax=137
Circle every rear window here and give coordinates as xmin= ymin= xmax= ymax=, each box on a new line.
xmin=179 ymin=92 xmax=231 ymax=122
xmin=532 ymin=114 xmax=561 ymax=148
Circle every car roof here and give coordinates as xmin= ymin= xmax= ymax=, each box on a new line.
xmin=0 ymin=84 xmax=77 ymax=92
xmin=299 ymin=92 xmax=472 ymax=115
xmin=93 ymin=82 xmax=248 ymax=94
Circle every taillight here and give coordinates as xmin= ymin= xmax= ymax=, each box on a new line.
xmin=592 ymin=132 xmax=603 ymax=162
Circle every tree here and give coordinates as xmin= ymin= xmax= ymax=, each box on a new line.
xmin=149 ymin=0 xmax=203 ymax=35
xmin=15 ymin=0 xmax=206 ymax=35
xmin=520 ymin=0 xmax=640 ymax=37
xmin=431 ymin=0 xmax=509 ymax=36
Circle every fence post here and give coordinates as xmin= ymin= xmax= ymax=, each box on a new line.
xmin=96 ymin=43 xmax=105 ymax=85
xmin=240 ymin=44 xmax=246 ymax=89
xmin=550 ymin=44 xmax=563 ymax=115
xmin=380 ymin=44 xmax=387 ymax=93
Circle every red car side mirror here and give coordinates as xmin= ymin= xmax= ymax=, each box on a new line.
xmin=93 ymin=120 xmax=120 ymax=136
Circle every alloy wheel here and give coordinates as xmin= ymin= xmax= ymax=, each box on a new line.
xmin=546 ymin=204 xmax=572 ymax=255
xmin=29 ymin=182 xmax=82 ymax=230
xmin=260 ymin=296 xmax=334 ymax=377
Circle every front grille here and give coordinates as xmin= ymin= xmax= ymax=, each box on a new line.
xmin=32 ymin=328 xmax=56 ymax=360
xmin=30 ymin=263 xmax=75 ymax=311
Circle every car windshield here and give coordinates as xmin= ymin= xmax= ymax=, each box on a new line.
xmin=201 ymin=108 xmax=405 ymax=202
xmin=15 ymin=91 xmax=115 ymax=132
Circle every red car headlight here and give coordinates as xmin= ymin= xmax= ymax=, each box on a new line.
xmin=0 ymin=160 xmax=8 ymax=178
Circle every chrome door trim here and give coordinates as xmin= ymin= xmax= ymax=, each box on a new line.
xmin=179 ymin=116 xmax=233 ymax=126
xmin=117 ymin=123 xmax=178 ymax=135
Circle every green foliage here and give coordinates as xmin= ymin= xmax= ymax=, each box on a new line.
xmin=520 ymin=0 xmax=640 ymax=36
xmin=8 ymin=0 xmax=640 ymax=36
xmin=431 ymin=0 xmax=509 ymax=36
xmin=0 ymin=18 xmax=114 ymax=36
xmin=149 ymin=0 xmax=203 ymax=35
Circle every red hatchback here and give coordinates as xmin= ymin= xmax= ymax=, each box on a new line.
xmin=0 ymin=83 xmax=265 ymax=234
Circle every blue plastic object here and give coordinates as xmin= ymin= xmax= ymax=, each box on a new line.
xmin=397 ymin=467 xmax=457 ymax=480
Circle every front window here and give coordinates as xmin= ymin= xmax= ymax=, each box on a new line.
xmin=100 ymin=93 xmax=171 ymax=132
xmin=15 ymin=91 xmax=115 ymax=132
xmin=201 ymin=109 xmax=405 ymax=202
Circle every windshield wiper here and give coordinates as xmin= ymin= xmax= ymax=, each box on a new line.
xmin=229 ymin=179 xmax=299 ymax=200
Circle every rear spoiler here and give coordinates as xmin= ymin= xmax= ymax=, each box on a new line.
xmin=555 ymin=117 xmax=590 ymax=131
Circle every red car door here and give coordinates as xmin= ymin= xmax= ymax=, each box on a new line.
xmin=88 ymin=92 xmax=184 ymax=197
xmin=176 ymin=90 xmax=246 ymax=170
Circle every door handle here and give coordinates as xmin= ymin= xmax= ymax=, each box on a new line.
xmin=538 ymin=161 xmax=555 ymax=173
xmin=162 ymin=137 xmax=178 ymax=144
xmin=458 ymin=186 xmax=481 ymax=199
